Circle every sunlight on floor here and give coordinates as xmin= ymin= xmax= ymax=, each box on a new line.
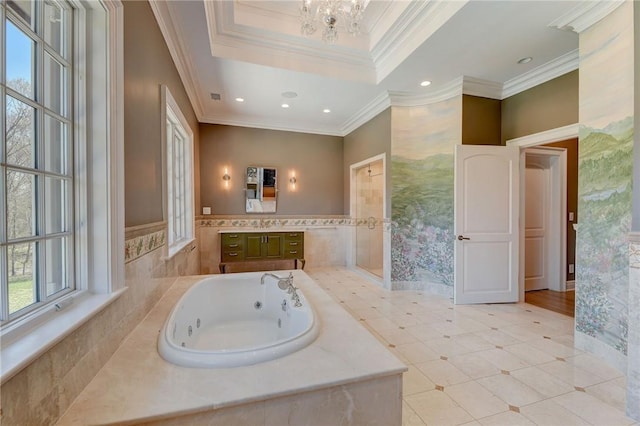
xmin=307 ymin=267 xmax=634 ymax=426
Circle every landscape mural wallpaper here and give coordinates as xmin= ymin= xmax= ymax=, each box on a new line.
xmin=576 ymin=1 xmax=633 ymax=356
xmin=390 ymin=97 xmax=461 ymax=292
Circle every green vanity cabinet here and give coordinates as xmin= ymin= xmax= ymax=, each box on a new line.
xmin=219 ymin=231 xmax=305 ymax=273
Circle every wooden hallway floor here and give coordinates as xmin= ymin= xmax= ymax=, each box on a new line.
xmin=525 ymin=289 xmax=575 ymax=317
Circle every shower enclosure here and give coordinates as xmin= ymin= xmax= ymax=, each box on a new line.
xmin=354 ymin=158 xmax=384 ymax=278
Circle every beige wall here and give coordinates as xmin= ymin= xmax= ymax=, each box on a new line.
xmin=343 ymin=108 xmax=392 ymax=217
xmin=462 ymin=95 xmax=502 ymax=145
xmin=501 ymin=70 xmax=578 ymax=144
xmin=199 ymin=124 xmax=343 ymax=215
xmin=124 ymin=0 xmax=200 ymax=227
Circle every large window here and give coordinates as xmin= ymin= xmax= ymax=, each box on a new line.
xmin=164 ymin=86 xmax=194 ymax=257
xmin=2 ymin=0 xmax=74 ymax=323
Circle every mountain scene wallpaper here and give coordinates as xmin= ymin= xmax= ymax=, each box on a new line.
xmin=576 ymin=2 xmax=633 ymax=356
xmin=390 ymin=98 xmax=461 ymax=291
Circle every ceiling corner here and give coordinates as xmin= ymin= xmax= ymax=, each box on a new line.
xmin=548 ymin=0 xmax=625 ymax=33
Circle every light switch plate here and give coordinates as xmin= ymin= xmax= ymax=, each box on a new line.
xmin=203 ymin=207 xmax=211 ymax=215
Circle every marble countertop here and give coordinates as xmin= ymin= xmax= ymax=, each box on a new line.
xmin=57 ymin=271 xmax=406 ymax=425
xmin=218 ymin=228 xmax=306 ymax=233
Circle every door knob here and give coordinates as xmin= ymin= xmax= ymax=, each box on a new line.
xmin=457 ymin=235 xmax=470 ymax=241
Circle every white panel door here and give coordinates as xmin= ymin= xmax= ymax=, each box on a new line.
xmin=524 ymin=160 xmax=549 ymax=291
xmin=454 ymin=145 xmax=520 ymax=304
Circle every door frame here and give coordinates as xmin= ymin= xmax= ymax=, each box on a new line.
xmin=507 ymin=123 xmax=577 ymax=301
xmin=349 ymin=153 xmax=389 ymax=287
xmin=524 ymin=148 xmax=566 ymax=293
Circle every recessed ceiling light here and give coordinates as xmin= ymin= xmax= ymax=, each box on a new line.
xmin=282 ymin=91 xmax=298 ymax=99
xmin=281 ymin=103 xmax=290 ymax=108
xmin=235 ymin=97 xmax=244 ymax=102
xmin=420 ymin=80 xmax=432 ymax=87
xmin=517 ymin=57 xmax=533 ymax=64
xmin=323 ymin=108 xmax=331 ymax=113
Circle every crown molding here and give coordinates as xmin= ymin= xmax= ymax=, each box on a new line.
xmin=462 ymin=77 xmax=503 ymax=100
xmin=548 ymin=0 xmax=625 ymax=33
xmin=372 ymin=0 xmax=468 ymax=83
xmin=389 ymin=77 xmax=464 ymax=106
xmin=199 ymin=115 xmax=344 ymax=137
xmin=505 ymin=123 xmax=579 ymax=148
xmin=149 ymin=1 xmax=205 ymax=120
xmin=341 ymin=91 xmax=392 ymax=136
xmin=501 ymin=49 xmax=579 ymax=99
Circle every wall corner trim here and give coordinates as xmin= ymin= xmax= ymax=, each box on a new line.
xmin=548 ymin=0 xmax=625 ymax=33
xmin=505 ymin=123 xmax=579 ymax=148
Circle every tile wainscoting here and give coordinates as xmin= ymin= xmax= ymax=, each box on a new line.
xmin=0 ymin=222 xmax=199 ymax=426
xmin=198 ymin=216 xmax=386 ymax=275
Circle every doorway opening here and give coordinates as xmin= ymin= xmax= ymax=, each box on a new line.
xmin=522 ymin=147 xmax=574 ymax=317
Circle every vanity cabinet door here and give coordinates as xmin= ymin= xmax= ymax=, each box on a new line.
xmin=264 ymin=233 xmax=285 ymax=259
xmin=245 ymin=233 xmax=285 ymax=260
xmin=245 ymin=234 xmax=264 ymax=260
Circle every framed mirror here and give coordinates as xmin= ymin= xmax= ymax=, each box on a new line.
xmin=246 ymin=166 xmax=277 ymax=213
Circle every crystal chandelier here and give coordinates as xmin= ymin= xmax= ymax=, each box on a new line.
xmin=300 ymin=0 xmax=368 ymax=44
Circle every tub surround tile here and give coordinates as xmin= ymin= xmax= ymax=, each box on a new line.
xmin=264 ymin=375 xmax=402 ymax=426
xmin=56 ymin=271 xmax=406 ymax=425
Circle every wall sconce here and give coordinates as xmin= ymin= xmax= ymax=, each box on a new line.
xmin=222 ymin=167 xmax=231 ymax=189
xmin=289 ymin=171 xmax=297 ymax=191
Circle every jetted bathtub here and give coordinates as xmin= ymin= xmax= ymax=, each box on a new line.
xmin=157 ymin=271 xmax=321 ymax=368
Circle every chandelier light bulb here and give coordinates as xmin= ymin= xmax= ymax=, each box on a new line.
xmin=300 ymin=0 xmax=368 ymax=44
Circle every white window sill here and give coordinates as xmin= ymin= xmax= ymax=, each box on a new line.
xmin=0 ymin=288 xmax=127 ymax=385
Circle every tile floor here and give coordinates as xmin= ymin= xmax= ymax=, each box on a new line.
xmin=306 ymin=267 xmax=637 ymax=426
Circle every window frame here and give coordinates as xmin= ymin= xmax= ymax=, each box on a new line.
xmin=161 ymin=85 xmax=194 ymax=259
xmin=0 ymin=0 xmax=124 ymax=383
xmin=2 ymin=0 xmax=75 ymax=322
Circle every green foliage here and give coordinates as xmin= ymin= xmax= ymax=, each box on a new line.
xmin=8 ymin=278 xmax=34 ymax=313
xmin=576 ymin=117 xmax=633 ymax=353
xmin=391 ymin=154 xmax=453 ymax=229
xmin=391 ymin=154 xmax=454 ymax=285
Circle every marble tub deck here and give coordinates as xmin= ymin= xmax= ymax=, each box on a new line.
xmin=56 ymin=270 xmax=406 ymax=425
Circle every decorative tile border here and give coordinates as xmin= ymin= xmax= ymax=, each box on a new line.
xmin=125 ymin=228 xmax=166 ymax=264
xmin=198 ymin=215 xmax=391 ymax=231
